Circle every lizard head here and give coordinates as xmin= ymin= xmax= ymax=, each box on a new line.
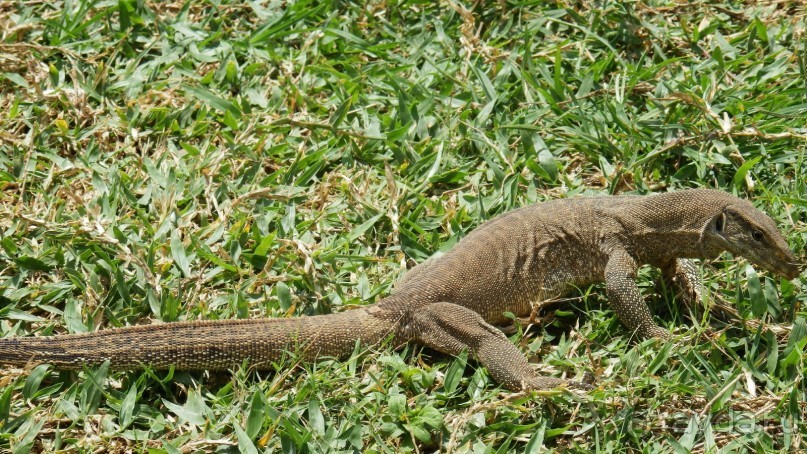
xmin=703 ymin=201 xmax=801 ymax=280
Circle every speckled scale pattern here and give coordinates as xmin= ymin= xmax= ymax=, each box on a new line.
xmin=0 ymin=189 xmax=800 ymax=391
xmin=663 ymin=258 xmax=703 ymax=305
xmin=0 ymin=309 xmax=397 ymax=370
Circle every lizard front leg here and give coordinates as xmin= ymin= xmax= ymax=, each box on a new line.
xmin=661 ymin=258 xmax=702 ymax=305
xmin=407 ymin=302 xmax=581 ymax=391
xmin=605 ymin=250 xmax=671 ymax=340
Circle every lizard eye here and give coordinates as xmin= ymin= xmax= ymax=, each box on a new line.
xmin=752 ymin=230 xmax=764 ymax=241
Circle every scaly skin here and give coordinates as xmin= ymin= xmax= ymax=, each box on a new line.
xmin=0 ymin=189 xmax=801 ymax=391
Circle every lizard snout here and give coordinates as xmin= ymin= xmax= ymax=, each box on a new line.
xmin=781 ymin=261 xmax=802 ymax=280
xmin=748 ymin=246 xmax=801 ymax=280
xmin=768 ymin=250 xmax=801 ymax=280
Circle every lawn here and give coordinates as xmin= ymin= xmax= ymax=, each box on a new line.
xmin=0 ymin=0 xmax=805 ymax=452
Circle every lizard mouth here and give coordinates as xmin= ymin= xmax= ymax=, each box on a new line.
xmin=757 ymin=256 xmax=801 ymax=280
xmin=781 ymin=263 xmax=801 ymax=280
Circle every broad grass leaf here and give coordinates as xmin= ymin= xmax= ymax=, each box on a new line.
xmin=170 ymin=230 xmax=192 ymax=278
xmin=744 ymin=264 xmax=765 ymax=317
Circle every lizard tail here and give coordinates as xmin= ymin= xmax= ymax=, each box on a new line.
xmin=0 ymin=307 xmax=396 ymax=371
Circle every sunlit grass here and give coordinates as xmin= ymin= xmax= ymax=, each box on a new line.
xmin=0 ymin=0 xmax=804 ymax=451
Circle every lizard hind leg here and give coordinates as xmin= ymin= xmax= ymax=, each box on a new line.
xmin=409 ymin=302 xmax=582 ymax=392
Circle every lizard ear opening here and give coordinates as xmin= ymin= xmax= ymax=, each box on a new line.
xmin=715 ymin=212 xmax=725 ymax=232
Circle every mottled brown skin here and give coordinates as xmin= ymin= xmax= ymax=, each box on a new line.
xmin=0 ymin=189 xmax=801 ymax=391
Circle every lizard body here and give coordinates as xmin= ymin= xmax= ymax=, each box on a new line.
xmin=0 ymin=189 xmax=800 ymax=390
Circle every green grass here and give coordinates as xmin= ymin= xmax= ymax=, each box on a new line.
xmin=0 ymin=0 xmax=805 ymax=451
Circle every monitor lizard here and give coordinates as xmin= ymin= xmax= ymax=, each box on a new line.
xmin=0 ymin=189 xmax=801 ymax=391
